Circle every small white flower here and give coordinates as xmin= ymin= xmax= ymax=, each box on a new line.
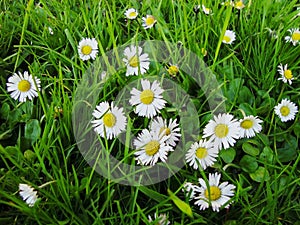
xmin=203 ymin=113 xmax=240 ymax=151
xmin=202 ymin=4 xmax=212 ymax=15
xmin=48 ymin=26 xmax=54 ymax=35
xmin=129 ymin=79 xmax=166 ymax=118
xmin=194 ymin=172 xmax=236 ymax=212
xmin=221 ymin=1 xmax=234 ymax=6
xmin=123 ymin=45 xmax=150 ymax=76
xmin=77 ymin=38 xmax=98 ymax=61
xmin=277 ymin=63 xmax=294 ymax=85
xmin=142 ymin=15 xmax=157 ymax=29
xmin=222 ymin=30 xmax=236 ymax=44
xmin=134 ymin=129 xmax=173 ymax=166
xmin=239 ymin=115 xmax=263 ymax=138
xmin=150 ymin=116 xmax=181 ymax=147
xmin=285 ymin=28 xmax=300 ymax=46
xmin=148 ymin=213 xmax=170 ymax=225
xmin=124 ymin=8 xmax=138 ymax=20
xmin=182 ymin=182 xmax=201 ymax=200
xmin=234 ymin=0 xmax=245 ymax=9
xmin=274 ymin=99 xmax=298 ymax=122
xmin=91 ymin=101 xmax=127 ymax=140
xmin=6 ymin=71 xmax=41 ymax=102
xmin=19 ymin=184 xmax=38 ymax=207
xmin=186 ymin=139 xmax=219 ymax=170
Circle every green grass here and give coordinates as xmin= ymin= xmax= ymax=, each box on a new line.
xmin=1 ymin=0 xmax=300 ymax=224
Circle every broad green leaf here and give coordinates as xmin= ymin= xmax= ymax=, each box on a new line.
xmin=167 ymin=189 xmax=193 ymax=218
xmin=259 ymin=146 xmax=274 ymax=164
xmin=25 ymin=119 xmax=41 ymax=144
xmin=250 ymin=166 xmax=270 ymax=182
xmin=24 ymin=149 xmax=36 ymax=162
xmin=242 ymin=142 xmax=260 ymax=156
xmin=277 ymin=136 xmax=297 ymax=163
xmin=237 ymin=86 xmax=254 ymax=105
xmin=239 ymin=155 xmax=258 ymax=173
xmin=293 ymin=123 xmax=300 ymax=137
xmin=220 ymin=148 xmax=236 ymax=163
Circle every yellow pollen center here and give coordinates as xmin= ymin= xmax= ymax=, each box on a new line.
xmin=159 ymin=127 xmax=171 ymax=136
xmin=129 ymin=12 xmax=136 ymax=18
xmin=195 ymin=147 xmax=208 ymax=159
xmin=215 ymin=124 xmax=229 ymax=138
xmin=240 ymin=119 xmax=254 ymax=129
xmin=205 ymin=186 xmax=221 ymax=201
xmin=280 ymin=106 xmax=290 ymax=116
xmin=18 ymin=80 xmax=31 ymax=92
xmin=146 ymin=16 xmax=155 ymax=26
xmin=223 ymin=35 xmax=231 ymax=43
xmin=292 ymin=32 xmax=300 ymax=41
xmin=103 ymin=112 xmax=116 ymax=127
xmin=205 ymin=7 xmax=210 ymax=12
xmin=129 ymin=56 xmax=139 ymax=67
xmin=284 ymin=69 xmax=293 ymax=79
xmin=81 ymin=45 xmax=92 ymax=55
xmin=145 ymin=140 xmax=160 ymax=156
xmin=140 ymin=89 xmax=154 ymax=104
xmin=167 ymin=65 xmax=179 ymax=76
xmin=235 ymin=1 xmax=244 ymax=8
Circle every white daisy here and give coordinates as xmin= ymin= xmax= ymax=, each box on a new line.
xmin=194 ymin=172 xmax=236 ymax=212
xmin=285 ymin=28 xmax=300 ymax=46
xmin=222 ymin=30 xmax=236 ymax=45
xmin=142 ymin=15 xmax=157 ymax=29
xmin=185 ymin=139 xmax=219 ymax=170
xmin=48 ymin=26 xmax=54 ymax=35
xmin=134 ymin=129 xmax=173 ymax=166
xmin=239 ymin=115 xmax=263 ymax=138
xmin=202 ymin=4 xmax=212 ymax=15
xmin=124 ymin=8 xmax=138 ymax=20
xmin=182 ymin=182 xmax=201 ymax=200
xmin=91 ymin=101 xmax=127 ymax=140
xmin=6 ymin=71 xmax=41 ymax=102
xmin=122 ymin=45 xmax=150 ymax=76
xmin=129 ymin=79 xmax=166 ymax=118
xmin=150 ymin=116 xmax=181 ymax=147
xmin=19 ymin=183 xmax=38 ymax=207
xmin=77 ymin=37 xmax=98 ymax=61
xmin=277 ymin=63 xmax=294 ymax=85
xmin=234 ymin=0 xmax=245 ymax=9
xmin=202 ymin=113 xmax=240 ymax=151
xmin=148 ymin=213 xmax=170 ymax=225
xmin=274 ymin=99 xmax=298 ymax=122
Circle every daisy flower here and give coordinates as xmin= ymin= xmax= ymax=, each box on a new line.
xmin=239 ymin=115 xmax=263 ymax=138
xmin=142 ymin=15 xmax=157 ymax=29
xmin=274 ymin=99 xmax=298 ymax=122
xmin=148 ymin=213 xmax=170 ymax=225
xmin=234 ymin=0 xmax=245 ymax=9
xmin=150 ymin=116 xmax=181 ymax=147
xmin=222 ymin=30 xmax=236 ymax=44
xmin=91 ymin=101 xmax=127 ymax=140
xmin=194 ymin=172 xmax=236 ymax=212
xmin=202 ymin=113 xmax=240 ymax=151
xmin=166 ymin=64 xmax=179 ymax=77
xmin=185 ymin=139 xmax=219 ymax=170
xmin=182 ymin=182 xmax=201 ymax=200
xmin=77 ymin=38 xmax=98 ymax=61
xmin=123 ymin=45 xmax=150 ymax=76
xmin=221 ymin=1 xmax=234 ymax=6
xmin=124 ymin=8 xmax=138 ymax=20
xmin=134 ymin=129 xmax=173 ymax=166
xmin=202 ymin=4 xmax=212 ymax=15
xmin=277 ymin=63 xmax=294 ymax=85
xmin=19 ymin=183 xmax=38 ymax=207
xmin=129 ymin=79 xmax=166 ymax=118
xmin=6 ymin=71 xmax=41 ymax=102
xmin=285 ymin=28 xmax=300 ymax=46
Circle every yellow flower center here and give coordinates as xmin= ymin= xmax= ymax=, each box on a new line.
xmin=215 ymin=124 xmax=229 ymax=138
xmin=205 ymin=7 xmax=211 ymax=12
xmin=159 ymin=127 xmax=171 ymax=136
xmin=146 ymin=16 xmax=156 ymax=26
xmin=195 ymin=147 xmax=208 ymax=159
xmin=235 ymin=1 xmax=244 ymax=8
xmin=81 ymin=45 xmax=92 ymax=55
xmin=284 ymin=69 xmax=293 ymax=80
xmin=140 ymin=89 xmax=154 ymax=104
xmin=18 ymin=80 xmax=31 ymax=92
xmin=280 ymin=106 xmax=290 ymax=116
xmin=223 ymin=35 xmax=231 ymax=43
xmin=292 ymin=32 xmax=300 ymax=41
xmin=167 ymin=65 xmax=179 ymax=76
xmin=129 ymin=11 xmax=137 ymax=18
xmin=205 ymin=186 xmax=221 ymax=201
xmin=103 ymin=112 xmax=116 ymax=127
xmin=240 ymin=119 xmax=253 ymax=129
xmin=145 ymin=140 xmax=160 ymax=156
xmin=129 ymin=56 xmax=139 ymax=68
